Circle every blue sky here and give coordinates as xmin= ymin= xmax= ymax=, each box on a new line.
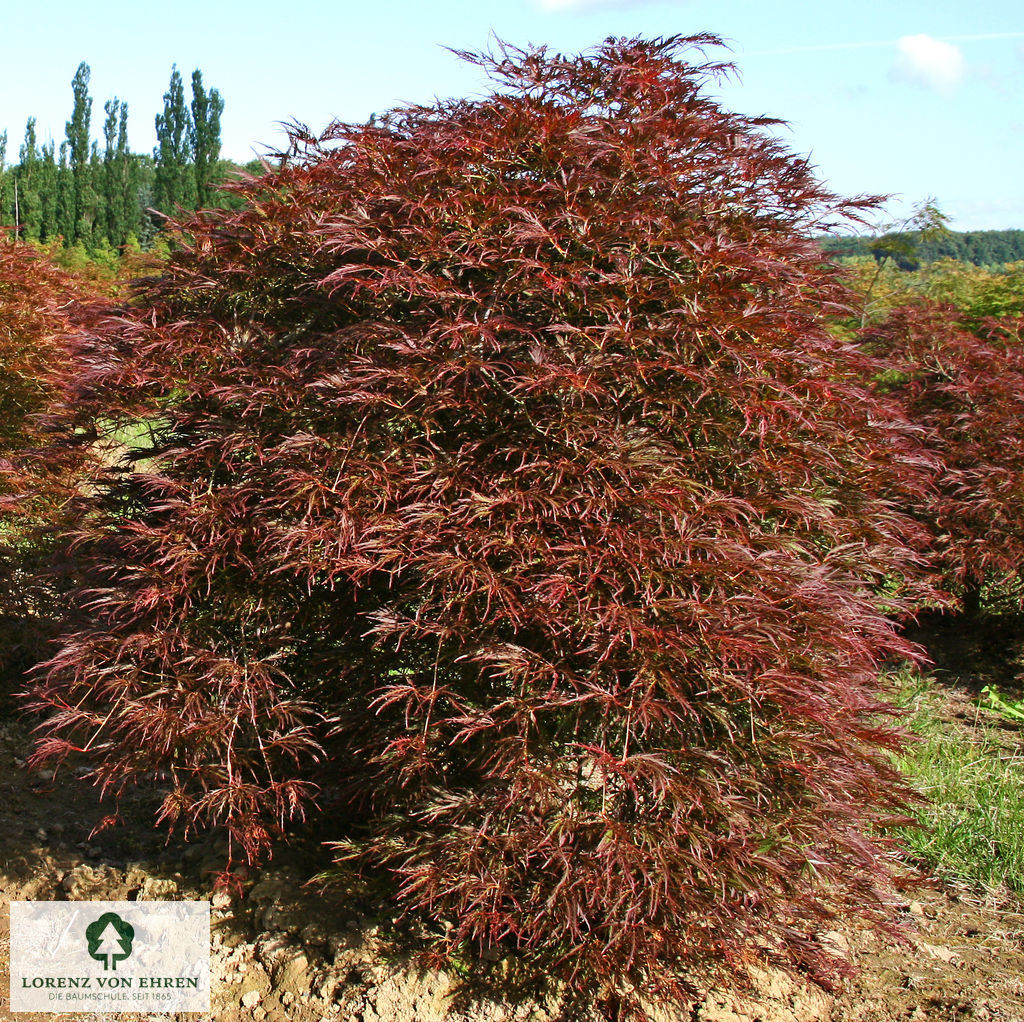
xmin=1 ymin=0 xmax=1021 ymax=231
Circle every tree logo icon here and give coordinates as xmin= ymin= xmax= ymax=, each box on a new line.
xmin=86 ymin=912 xmax=135 ymax=971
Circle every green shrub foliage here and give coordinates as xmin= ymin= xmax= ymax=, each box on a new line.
xmin=32 ymin=37 xmax=934 ymax=1004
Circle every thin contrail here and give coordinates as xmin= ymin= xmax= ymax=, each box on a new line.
xmin=743 ymin=31 xmax=1024 ymax=58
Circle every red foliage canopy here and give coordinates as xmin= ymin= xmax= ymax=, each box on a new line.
xmin=861 ymin=301 xmax=1024 ymax=610
xmin=0 ymin=241 xmax=107 ymax=679
xmin=31 ymin=37 xmax=934 ymax=1004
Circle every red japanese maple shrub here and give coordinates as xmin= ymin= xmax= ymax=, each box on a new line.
xmin=0 ymin=241 xmax=106 ymax=689
xmin=30 ymin=37 xmax=934 ymax=1006
xmin=861 ymin=301 xmax=1024 ymax=614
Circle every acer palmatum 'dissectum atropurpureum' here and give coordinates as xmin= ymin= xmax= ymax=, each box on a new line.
xmin=862 ymin=301 xmax=1024 ymax=615
xmin=0 ymin=242 xmax=106 ymax=686
xmin=30 ymin=35 xmax=934 ymax=1004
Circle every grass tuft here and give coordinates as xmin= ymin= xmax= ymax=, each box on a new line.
xmin=890 ymin=668 xmax=1024 ymax=894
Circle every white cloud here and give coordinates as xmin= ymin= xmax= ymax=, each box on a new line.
xmin=889 ymin=34 xmax=966 ymax=94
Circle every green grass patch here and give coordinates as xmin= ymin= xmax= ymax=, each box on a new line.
xmin=890 ymin=668 xmax=1024 ymax=894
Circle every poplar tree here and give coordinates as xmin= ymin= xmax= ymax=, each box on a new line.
xmin=103 ymin=100 xmax=119 ymax=243
xmin=189 ymin=70 xmax=224 ymax=209
xmin=65 ymin=62 xmax=94 ymax=243
xmin=118 ymin=104 xmax=140 ymax=245
xmin=56 ymin=142 xmax=73 ymax=242
xmin=102 ymin=99 xmax=137 ymax=247
xmin=153 ymin=66 xmax=194 ymax=214
xmin=38 ymin=141 xmax=59 ymax=243
xmin=17 ymin=120 xmax=43 ymax=242
xmin=88 ymin=141 xmax=104 ymax=248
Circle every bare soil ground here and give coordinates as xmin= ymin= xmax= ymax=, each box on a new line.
xmin=1 ymin=620 xmax=1023 ymax=1022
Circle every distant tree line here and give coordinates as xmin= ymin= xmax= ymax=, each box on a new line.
xmin=824 ymin=228 xmax=1024 ymax=269
xmin=0 ymin=62 xmax=258 ymax=254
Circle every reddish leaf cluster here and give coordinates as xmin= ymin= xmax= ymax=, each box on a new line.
xmin=30 ymin=37 xmax=935 ymax=1004
xmin=0 ymin=241 xmax=106 ymax=683
xmin=861 ymin=301 xmax=1024 ymax=612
